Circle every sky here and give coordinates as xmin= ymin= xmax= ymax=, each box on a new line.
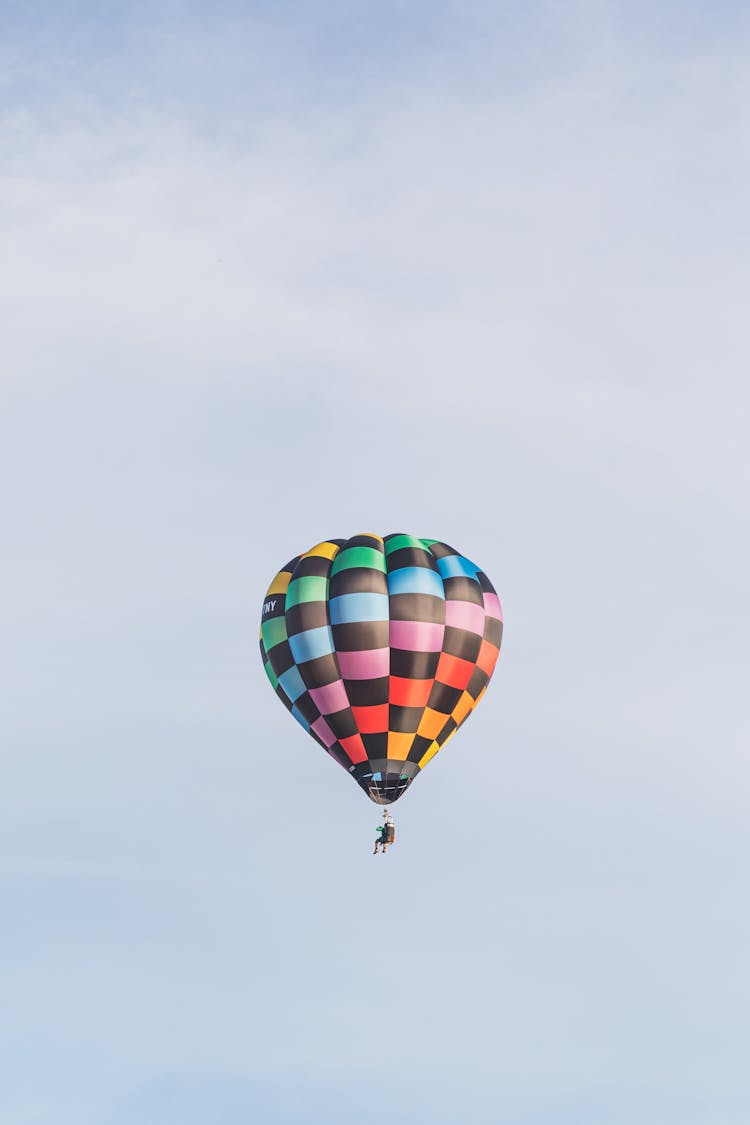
xmin=2 ymin=2 xmax=749 ymax=1122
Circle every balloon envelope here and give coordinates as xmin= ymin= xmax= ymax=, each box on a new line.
xmin=260 ymin=533 xmax=502 ymax=804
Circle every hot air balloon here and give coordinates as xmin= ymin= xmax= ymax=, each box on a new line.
xmin=259 ymin=533 xmax=502 ymax=805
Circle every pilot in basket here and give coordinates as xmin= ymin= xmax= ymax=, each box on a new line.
xmin=373 ymin=808 xmax=396 ymax=855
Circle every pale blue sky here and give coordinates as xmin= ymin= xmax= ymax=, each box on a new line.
xmin=2 ymin=3 xmax=749 ymax=1123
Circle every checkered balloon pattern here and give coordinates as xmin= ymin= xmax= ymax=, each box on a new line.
xmin=259 ymin=534 xmax=503 ymax=804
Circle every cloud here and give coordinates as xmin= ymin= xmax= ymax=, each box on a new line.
xmin=1 ymin=5 xmax=749 ymax=1123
